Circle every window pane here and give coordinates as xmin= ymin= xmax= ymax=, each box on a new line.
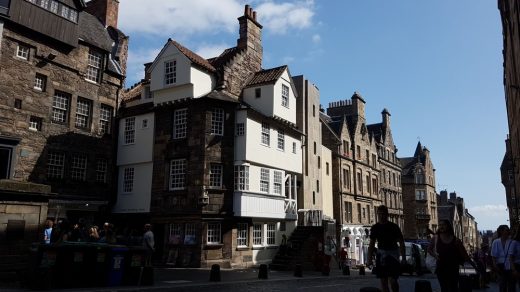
xmin=209 ymin=164 xmax=222 ymax=187
xmin=170 ymin=159 xmax=186 ymax=189
xmin=173 ymin=108 xmax=187 ymax=139
xmin=124 ymin=117 xmax=135 ymax=144
xmin=211 ymin=108 xmax=224 ymax=135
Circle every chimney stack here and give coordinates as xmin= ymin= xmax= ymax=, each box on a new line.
xmin=85 ymin=0 xmax=120 ymax=28
xmin=237 ymin=4 xmax=263 ymax=70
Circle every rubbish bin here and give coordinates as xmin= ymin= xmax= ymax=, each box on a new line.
xmin=54 ymin=243 xmax=86 ymax=288
xmin=123 ymin=246 xmax=146 ymax=285
xmin=82 ymin=243 xmax=109 ymax=287
xmin=106 ymin=246 xmax=128 ymax=286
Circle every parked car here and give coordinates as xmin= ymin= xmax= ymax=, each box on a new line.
xmin=401 ymin=242 xmax=426 ymax=275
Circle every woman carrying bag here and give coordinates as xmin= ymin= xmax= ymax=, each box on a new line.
xmin=427 ymin=220 xmax=475 ymax=292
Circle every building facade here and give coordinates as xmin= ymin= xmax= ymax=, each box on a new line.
xmin=401 ymin=142 xmax=438 ymax=239
xmin=0 ymin=0 xmax=126 ymax=260
xmin=499 ymin=0 xmax=520 ymax=229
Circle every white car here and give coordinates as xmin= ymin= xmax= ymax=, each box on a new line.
xmin=401 ymin=242 xmax=426 ymax=275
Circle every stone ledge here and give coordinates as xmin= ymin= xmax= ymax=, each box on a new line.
xmin=0 ymin=179 xmax=51 ymax=194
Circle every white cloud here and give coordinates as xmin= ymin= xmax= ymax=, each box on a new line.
xmin=126 ymin=48 xmax=162 ymax=86
xmin=119 ymin=0 xmax=243 ymax=36
xmin=312 ymin=34 xmax=321 ymax=43
xmin=468 ymin=204 xmax=509 ymax=231
xmin=196 ymin=43 xmax=231 ymax=59
xmin=257 ymin=1 xmax=315 ymax=34
xmin=282 ymin=56 xmax=295 ymax=64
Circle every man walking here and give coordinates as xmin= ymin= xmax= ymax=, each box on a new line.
xmin=143 ymin=224 xmax=155 ymax=267
xmin=367 ymin=205 xmax=406 ymax=292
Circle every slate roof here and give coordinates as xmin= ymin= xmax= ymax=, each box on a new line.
xmin=367 ymin=123 xmax=383 ymax=143
xmin=169 ymin=40 xmax=216 ymax=73
xmin=78 ymin=12 xmax=113 ymax=52
xmin=400 ymin=157 xmax=416 ymax=175
xmin=246 ymin=65 xmax=288 ymax=87
xmin=208 ymin=47 xmax=242 ymax=68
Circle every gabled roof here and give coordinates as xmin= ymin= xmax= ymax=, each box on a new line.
xmin=148 ymin=39 xmax=216 ymax=74
xmin=367 ymin=123 xmax=383 ymax=143
xmin=246 ymin=65 xmax=288 ymax=87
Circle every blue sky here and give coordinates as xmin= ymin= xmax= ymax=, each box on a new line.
xmin=118 ymin=0 xmax=508 ymax=231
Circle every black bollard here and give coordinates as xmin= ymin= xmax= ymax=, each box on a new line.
xmin=209 ymin=264 xmax=221 ymax=282
xmin=258 ymin=264 xmax=268 ymax=279
xmin=358 ymin=265 xmax=365 ymax=275
xmin=414 ymin=280 xmax=433 ymax=292
xmin=342 ymin=264 xmax=350 ymax=275
xmin=360 ymin=288 xmax=382 ymax=292
xmin=294 ymin=264 xmax=303 ymax=277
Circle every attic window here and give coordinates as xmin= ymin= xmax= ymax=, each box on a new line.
xmin=281 ymin=84 xmax=289 ymax=108
xmin=255 ymin=88 xmax=261 ymax=98
xmin=165 ymin=60 xmax=177 ymax=85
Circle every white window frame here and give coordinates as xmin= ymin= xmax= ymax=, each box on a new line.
xmin=71 ymin=154 xmax=87 ymax=181
xmin=96 ymin=158 xmax=107 ymax=183
xmin=99 ymin=105 xmax=112 ymax=135
xmin=173 ymin=108 xmax=187 ymax=139
xmin=123 ymin=167 xmax=134 ymax=193
xmin=237 ymin=223 xmax=248 ymax=247
xmin=124 ymin=117 xmax=135 ymax=145
xmin=211 ymin=108 xmax=224 ymax=135
xmin=39 ymin=0 xmax=49 ymax=9
xmin=86 ymin=49 xmax=102 ymax=83
xmin=209 ymin=163 xmax=223 ymax=188
xmin=234 ymin=165 xmax=249 ymax=191
xmin=260 ymin=168 xmax=270 ymax=193
xmin=236 ymin=123 xmax=245 ymax=136
xmin=75 ymin=98 xmax=91 ymax=129
xmin=34 ymin=74 xmax=46 ymax=91
xmin=60 ymin=5 xmax=69 ymax=18
xmin=185 ymin=223 xmax=196 ymax=245
xmin=273 ymin=171 xmax=282 ymax=195
xmin=277 ymin=130 xmax=285 ymax=151
xmin=207 ymin=223 xmax=221 ymax=245
xmin=261 ymin=122 xmax=270 ymax=146
xmin=281 ymin=84 xmax=289 ymax=108
xmin=29 ymin=116 xmax=42 ymax=131
xmin=292 ymin=142 xmax=296 ymax=154
xmin=52 ymin=91 xmax=69 ymax=123
xmin=50 ymin=0 xmax=58 ymax=13
xmin=169 ymin=223 xmax=182 ymax=244
xmin=16 ymin=44 xmax=29 ymax=60
xmin=253 ymin=224 xmax=263 ymax=246
xmin=169 ymin=159 xmax=186 ymax=190
xmin=47 ymin=152 xmax=65 ymax=179
xmin=165 ymin=60 xmax=177 ymax=85
xmin=266 ymin=223 xmax=276 ymax=245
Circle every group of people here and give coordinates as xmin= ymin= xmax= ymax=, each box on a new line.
xmin=367 ymin=205 xmax=477 ymax=292
xmin=42 ymin=219 xmax=155 ymax=266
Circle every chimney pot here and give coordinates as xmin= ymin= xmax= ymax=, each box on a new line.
xmin=249 ymin=7 xmax=253 ymax=17
xmin=253 ymin=11 xmax=257 ymax=20
xmin=244 ymin=5 xmax=250 ymax=15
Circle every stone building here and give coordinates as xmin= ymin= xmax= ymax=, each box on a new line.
xmin=437 ymin=191 xmax=480 ymax=252
xmin=116 ymin=5 xmax=304 ymax=268
xmin=323 ymin=93 xmax=400 ymax=265
xmin=0 ymin=0 xmax=126 ymax=270
xmin=501 ymin=137 xmax=517 ymax=226
xmin=400 ymin=142 xmax=438 ymax=239
xmin=499 ymin=0 xmax=520 ymax=229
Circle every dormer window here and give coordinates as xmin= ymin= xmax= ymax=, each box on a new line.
xmin=282 ymin=84 xmax=289 ymax=108
xmin=165 ymin=60 xmax=177 ymax=85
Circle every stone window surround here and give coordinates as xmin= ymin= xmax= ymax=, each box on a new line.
xmin=29 ymin=116 xmax=43 ymax=131
xmin=207 ymin=222 xmax=221 ymax=245
xmin=34 ymin=73 xmax=47 ymax=91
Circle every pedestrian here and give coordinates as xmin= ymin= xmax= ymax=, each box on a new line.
xmin=143 ymin=223 xmax=155 ymax=267
xmin=87 ymin=225 xmax=100 ymax=242
xmin=428 ymin=219 xmax=475 ymax=292
xmin=492 ymin=224 xmax=515 ymax=292
xmin=367 ymin=205 xmax=406 ymax=292
xmin=43 ymin=219 xmax=53 ymax=244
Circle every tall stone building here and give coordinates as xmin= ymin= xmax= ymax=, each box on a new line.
xmin=322 ymin=93 xmax=401 ymax=265
xmin=116 ymin=5 xmax=304 ymax=268
xmin=400 ymin=142 xmax=438 ymax=239
xmin=499 ymin=0 xmax=520 ymax=228
xmin=501 ymin=137 xmax=517 ymax=225
xmin=0 ymin=0 xmax=126 ymax=268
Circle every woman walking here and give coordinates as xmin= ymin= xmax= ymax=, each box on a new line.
xmin=427 ymin=219 xmax=473 ymax=292
xmin=492 ymin=224 xmax=515 ymax=292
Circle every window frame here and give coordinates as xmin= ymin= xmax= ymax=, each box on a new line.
xmin=277 ymin=129 xmax=285 ymax=151
xmin=123 ymin=167 xmax=134 ymax=193
xmin=164 ymin=60 xmax=177 ymax=85
xmin=75 ymin=97 xmax=92 ymax=129
xmin=237 ymin=223 xmax=248 ymax=247
xmin=211 ymin=108 xmax=224 ymax=136
xmin=95 ymin=158 xmax=108 ymax=183
xmin=207 ymin=223 xmax=221 ymax=245
xmin=70 ymin=154 xmax=88 ymax=181
xmin=16 ymin=44 xmax=29 ymax=60
xmin=169 ymin=159 xmax=186 ymax=190
xmin=29 ymin=116 xmax=42 ymax=131
xmin=253 ymin=224 xmax=263 ymax=246
xmin=236 ymin=123 xmax=245 ymax=136
xmin=173 ymin=108 xmax=187 ymax=139
xmin=51 ymin=91 xmax=70 ymax=124
xmin=273 ymin=170 xmax=282 ymax=195
xmin=234 ymin=165 xmax=249 ymax=191
xmin=266 ymin=223 xmax=276 ymax=245
xmin=123 ymin=117 xmax=136 ymax=145
xmin=260 ymin=168 xmax=270 ymax=193
xmin=209 ymin=163 xmax=223 ymax=188
xmin=99 ymin=104 xmax=113 ymax=135
xmin=34 ymin=73 xmax=46 ymax=91
xmin=86 ymin=49 xmax=103 ymax=83
xmin=47 ymin=151 xmax=65 ymax=179
xmin=261 ymin=122 xmax=270 ymax=146
xmin=281 ymin=84 xmax=289 ymax=108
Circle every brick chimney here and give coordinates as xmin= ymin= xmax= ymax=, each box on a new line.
xmin=85 ymin=0 xmax=119 ymax=28
xmin=382 ymin=108 xmax=391 ymax=128
xmin=237 ymin=4 xmax=262 ymax=70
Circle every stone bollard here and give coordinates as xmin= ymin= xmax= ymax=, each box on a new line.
xmin=414 ymin=280 xmax=433 ymax=292
xmin=258 ymin=264 xmax=268 ymax=279
xmin=342 ymin=264 xmax=350 ymax=275
xmin=358 ymin=265 xmax=365 ymax=275
xmin=209 ymin=264 xmax=221 ymax=282
xmin=360 ymin=287 xmax=382 ymax=292
xmin=294 ymin=264 xmax=303 ymax=277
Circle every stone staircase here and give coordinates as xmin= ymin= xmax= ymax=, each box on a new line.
xmin=269 ymin=225 xmax=324 ymax=271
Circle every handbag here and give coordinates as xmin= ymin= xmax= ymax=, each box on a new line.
xmin=426 ymin=236 xmax=438 ymax=273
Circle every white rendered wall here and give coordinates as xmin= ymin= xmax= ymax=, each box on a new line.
xmin=149 ymin=45 xmax=190 ymax=92
xmin=251 ymin=221 xmax=296 ymax=265
xmin=243 ymin=84 xmax=275 ymax=117
xmin=233 ymin=190 xmax=286 ymax=219
xmin=113 ymin=162 xmax=153 ymax=213
xmin=117 ymin=112 xmax=155 ymax=166
xmin=321 ymin=146 xmax=334 ymax=219
xmin=191 ymin=66 xmax=215 ymax=97
xmin=272 ymin=71 xmax=297 ymax=124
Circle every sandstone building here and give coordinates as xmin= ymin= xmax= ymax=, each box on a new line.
xmin=400 ymin=142 xmax=438 ymax=239
xmin=499 ymin=0 xmax=520 ymax=229
xmin=0 ymin=0 xmax=126 ymax=269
